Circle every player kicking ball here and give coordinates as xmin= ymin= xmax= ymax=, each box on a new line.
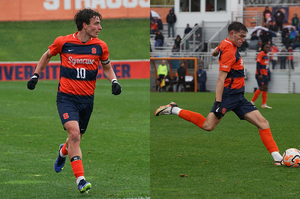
xmin=155 ymin=22 xmax=283 ymax=166
xmin=27 ymin=8 xmax=122 ymax=193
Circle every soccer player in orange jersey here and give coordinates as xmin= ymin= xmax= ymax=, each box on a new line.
xmin=27 ymin=8 xmax=122 ymax=193
xmin=251 ymin=43 xmax=272 ymax=109
xmin=155 ymin=22 xmax=283 ymax=166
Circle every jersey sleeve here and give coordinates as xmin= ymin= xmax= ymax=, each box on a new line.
xmin=48 ymin=36 xmax=63 ymax=56
xmin=218 ymin=47 xmax=235 ymax=73
xmin=99 ymin=41 xmax=110 ymax=65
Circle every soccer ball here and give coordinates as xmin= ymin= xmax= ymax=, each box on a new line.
xmin=282 ymin=148 xmax=300 ymax=167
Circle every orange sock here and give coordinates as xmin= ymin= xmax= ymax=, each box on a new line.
xmin=61 ymin=143 xmax=68 ymax=156
xmin=259 ymin=128 xmax=279 ymax=153
xmin=178 ymin=109 xmax=206 ymax=128
xmin=262 ymin=91 xmax=267 ymax=105
xmin=71 ymin=159 xmax=84 ymax=179
xmin=251 ymin=89 xmax=261 ymax=102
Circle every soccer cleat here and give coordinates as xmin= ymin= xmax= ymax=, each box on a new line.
xmin=54 ymin=143 xmax=66 ymax=173
xmin=78 ymin=179 xmax=91 ymax=193
xmin=250 ymin=101 xmax=255 ymax=105
xmin=274 ymin=160 xmax=284 ymax=166
xmin=154 ymin=102 xmax=178 ymax=116
xmin=261 ymin=104 xmax=272 ymax=109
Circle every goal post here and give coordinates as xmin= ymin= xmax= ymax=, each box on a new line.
xmin=150 ymin=57 xmax=198 ymax=92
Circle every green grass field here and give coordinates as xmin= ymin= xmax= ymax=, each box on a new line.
xmin=0 ymin=79 xmax=149 ymax=198
xmin=0 ymin=18 xmax=149 ymax=61
xmin=150 ymin=92 xmax=300 ymax=199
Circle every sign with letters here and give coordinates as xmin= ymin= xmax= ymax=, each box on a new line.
xmin=0 ymin=60 xmax=149 ymax=81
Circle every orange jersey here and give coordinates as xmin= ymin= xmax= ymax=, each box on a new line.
xmin=217 ymin=38 xmax=245 ymax=95
xmin=256 ymin=51 xmax=268 ymax=76
xmin=49 ymin=32 xmax=110 ymax=102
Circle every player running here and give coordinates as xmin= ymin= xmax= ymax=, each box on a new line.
xmin=27 ymin=8 xmax=122 ymax=193
xmin=251 ymin=43 xmax=272 ymax=108
xmin=155 ymin=21 xmax=283 ymax=166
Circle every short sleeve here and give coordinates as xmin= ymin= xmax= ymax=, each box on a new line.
xmin=99 ymin=41 xmax=109 ymax=62
xmin=219 ymin=48 xmax=235 ymax=73
xmin=48 ymin=36 xmax=63 ymax=56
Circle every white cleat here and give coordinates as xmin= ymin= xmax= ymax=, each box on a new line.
xmin=250 ymin=101 xmax=255 ymax=105
xmin=261 ymin=104 xmax=272 ymax=109
xmin=154 ymin=102 xmax=178 ymax=116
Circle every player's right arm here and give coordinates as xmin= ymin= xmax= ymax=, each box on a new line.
xmin=27 ymin=50 xmax=53 ymax=90
xmin=34 ymin=49 xmax=53 ymax=75
xmin=256 ymin=53 xmax=262 ymax=79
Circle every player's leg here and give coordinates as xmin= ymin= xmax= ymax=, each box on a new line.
xmin=261 ymin=84 xmax=272 ymax=109
xmin=154 ymin=102 xmax=222 ymax=131
xmin=244 ymin=110 xmax=282 ymax=164
xmin=251 ymin=79 xmax=263 ymax=105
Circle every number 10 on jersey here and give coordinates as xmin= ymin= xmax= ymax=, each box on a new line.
xmin=76 ymin=68 xmax=86 ymax=79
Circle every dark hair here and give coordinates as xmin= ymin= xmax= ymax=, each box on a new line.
xmin=228 ymin=21 xmax=248 ymax=33
xmin=261 ymin=43 xmax=270 ymax=51
xmin=74 ymin=8 xmax=102 ymax=31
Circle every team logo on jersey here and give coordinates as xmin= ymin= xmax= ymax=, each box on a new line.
xmin=92 ymin=47 xmax=97 ymax=54
xmin=68 ymin=56 xmax=95 ymax=66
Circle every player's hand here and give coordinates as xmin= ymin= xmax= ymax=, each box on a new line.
xmin=112 ymin=79 xmax=122 ymax=95
xmin=212 ymin=46 xmax=219 ymax=57
xmin=27 ymin=73 xmax=39 ymax=90
xmin=214 ymin=101 xmax=222 ymax=119
xmin=258 ymin=75 xmax=263 ymax=80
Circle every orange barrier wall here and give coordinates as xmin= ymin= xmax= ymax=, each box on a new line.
xmin=0 ymin=60 xmax=150 ymax=81
xmin=0 ymin=0 xmax=150 ymax=21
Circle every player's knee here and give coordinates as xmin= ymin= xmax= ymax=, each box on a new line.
xmin=260 ymin=118 xmax=270 ymax=129
xmin=68 ymin=129 xmax=81 ymax=143
xmin=202 ymin=124 xmax=215 ymax=131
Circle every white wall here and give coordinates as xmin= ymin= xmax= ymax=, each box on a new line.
xmin=174 ymin=0 xmax=243 ymax=37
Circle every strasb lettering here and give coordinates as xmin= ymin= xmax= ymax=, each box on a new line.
xmin=43 ymin=0 xmax=149 ymax=10
xmin=97 ymin=64 xmax=130 ymax=79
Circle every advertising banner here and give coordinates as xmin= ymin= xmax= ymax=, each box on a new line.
xmin=0 ymin=0 xmax=149 ymax=21
xmin=0 ymin=60 xmax=149 ymax=81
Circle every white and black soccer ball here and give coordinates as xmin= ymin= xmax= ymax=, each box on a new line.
xmin=282 ymin=148 xmax=300 ymax=167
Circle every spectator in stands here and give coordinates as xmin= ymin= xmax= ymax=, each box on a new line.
xmin=194 ymin=23 xmax=201 ymax=42
xmin=281 ymin=28 xmax=289 ymax=42
xmin=174 ymin=35 xmax=182 ymax=49
xmin=156 ymin=60 xmax=168 ymax=91
xmin=268 ymin=21 xmax=278 ymax=32
xmin=250 ymin=32 xmax=258 ymax=41
xmin=154 ymin=30 xmax=164 ymax=49
xmin=291 ymin=13 xmax=299 ymax=30
xmin=282 ymin=34 xmax=292 ymax=49
xmin=150 ymin=21 xmax=158 ymax=34
xmin=184 ymin=23 xmax=192 ymax=35
xmin=292 ymin=34 xmax=300 ymax=50
xmin=287 ymin=46 xmax=294 ymax=70
xmin=206 ymin=0 xmax=213 ymax=11
xmin=279 ymin=47 xmax=287 ymax=69
xmin=263 ymin=6 xmax=272 ymax=27
xmin=258 ymin=31 xmax=265 ymax=42
xmin=166 ymin=8 xmax=177 ymax=38
xmin=172 ymin=44 xmax=180 ymax=52
xmin=177 ymin=62 xmax=186 ymax=92
xmin=273 ymin=8 xmax=285 ymax=32
xmin=156 ymin=18 xmax=163 ymax=31
xmin=263 ymin=31 xmax=272 ymax=44
xmin=270 ymin=44 xmax=278 ymax=69
xmin=191 ymin=0 xmax=200 ymax=12
xmin=197 ymin=64 xmax=207 ymax=92
xmin=289 ymin=28 xmax=297 ymax=40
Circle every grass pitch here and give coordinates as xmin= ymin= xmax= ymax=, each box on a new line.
xmin=0 ymin=79 xmax=149 ymax=198
xmin=150 ymin=92 xmax=300 ymax=199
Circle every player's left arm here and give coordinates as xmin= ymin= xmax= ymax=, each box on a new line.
xmin=214 ymin=70 xmax=228 ymax=119
xmin=102 ymin=62 xmax=122 ymax=95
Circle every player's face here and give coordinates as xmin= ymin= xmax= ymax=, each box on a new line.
xmin=263 ymin=44 xmax=270 ymax=53
xmin=86 ymin=16 xmax=102 ymax=38
xmin=232 ymin=30 xmax=247 ymax=47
